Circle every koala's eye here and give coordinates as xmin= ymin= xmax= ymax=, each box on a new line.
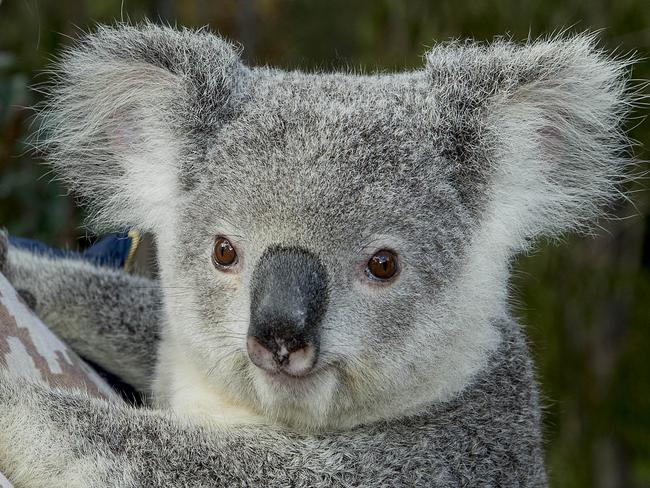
xmin=367 ymin=250 xmax=398 ymax=281
xmin=212 ymin=236 xmax=238 ymax=268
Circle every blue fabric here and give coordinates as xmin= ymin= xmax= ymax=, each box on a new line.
xmin=8 ymin=233 xmax=132 ymax=269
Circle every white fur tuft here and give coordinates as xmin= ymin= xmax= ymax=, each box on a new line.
xmin=37 ymin=22 xmax=246 ymax=232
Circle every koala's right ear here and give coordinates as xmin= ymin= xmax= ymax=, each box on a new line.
xmin=40 ymin=23 xmax=246 ymax=231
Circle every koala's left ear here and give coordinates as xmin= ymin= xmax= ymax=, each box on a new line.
xmin=427 ymin=35 xmax=637 ymax=250
xmin=40 ymin=23 xmax=247 ymax=232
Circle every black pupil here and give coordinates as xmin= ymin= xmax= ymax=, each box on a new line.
xmin=217 ymin=240 xmax=234 ymax=263
xmin=370 ymin=252 xmax=395 ymax=278
xmin=376 ymin=255 xmax=390 ymax=271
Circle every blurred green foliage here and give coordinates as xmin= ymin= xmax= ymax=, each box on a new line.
xmin=0 ymin=1 xmax=649 ymax=487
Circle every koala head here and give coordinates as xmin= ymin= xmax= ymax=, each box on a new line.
xmin=42 ymin=24 xmax=633 ymax=430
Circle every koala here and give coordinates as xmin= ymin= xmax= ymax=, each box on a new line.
xmin=0 ymin=23 xmax=637 ymax=487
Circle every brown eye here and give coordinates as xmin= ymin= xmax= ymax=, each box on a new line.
xmin=213 ymin=236 xmax=238 ymax=268
xmin=367 ymin=250 xmax=398 ymax=281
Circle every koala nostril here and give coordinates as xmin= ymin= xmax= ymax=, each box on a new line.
xmin=246 ymin=335 xmax=317 ymax=377
xmin=247 ymin=336 xmax=275 ymax=372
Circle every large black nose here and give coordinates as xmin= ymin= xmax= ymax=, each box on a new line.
xmin=247 ymin=246 xmax=328 ymax=377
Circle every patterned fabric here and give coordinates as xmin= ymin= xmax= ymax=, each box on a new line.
xmin=0 ymin=270 xmax=117 ymax=397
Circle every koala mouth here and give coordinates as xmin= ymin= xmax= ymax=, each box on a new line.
xmin=252 ymin=356 xmax=334 ymax=396
xmin=260 ymin=367 xmax=318 ymax=386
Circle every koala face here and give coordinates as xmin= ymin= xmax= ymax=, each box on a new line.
xmin=43 ymin=25 xmax=632 ymax=430
xmin=159 ymin=73 xmax=491 ymax=427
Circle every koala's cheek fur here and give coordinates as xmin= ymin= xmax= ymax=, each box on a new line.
xmin=149 ymin=231 xmax=255 ymax=420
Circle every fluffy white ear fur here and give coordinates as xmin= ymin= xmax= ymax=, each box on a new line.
xmin=46 ymin=61 xmax=181 ymax=231
xmin=428 ymin=34 xmax=636 ymax=253
xmin=40 ymin=23 xmax=245 ymax=232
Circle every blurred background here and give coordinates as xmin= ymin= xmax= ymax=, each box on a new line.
xmin=0 ymin=1 xmax=648 ymax=486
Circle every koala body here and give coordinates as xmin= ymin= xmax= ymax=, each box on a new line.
xmin=0 ymin=23 xmax=636 ymax=487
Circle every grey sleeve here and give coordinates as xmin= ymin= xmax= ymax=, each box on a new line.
xmin=1 ymin=232 xmax=160 ymax=392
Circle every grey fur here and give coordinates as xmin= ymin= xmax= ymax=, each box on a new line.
xmin=0 ymin=23 xmax=638 ymax=486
